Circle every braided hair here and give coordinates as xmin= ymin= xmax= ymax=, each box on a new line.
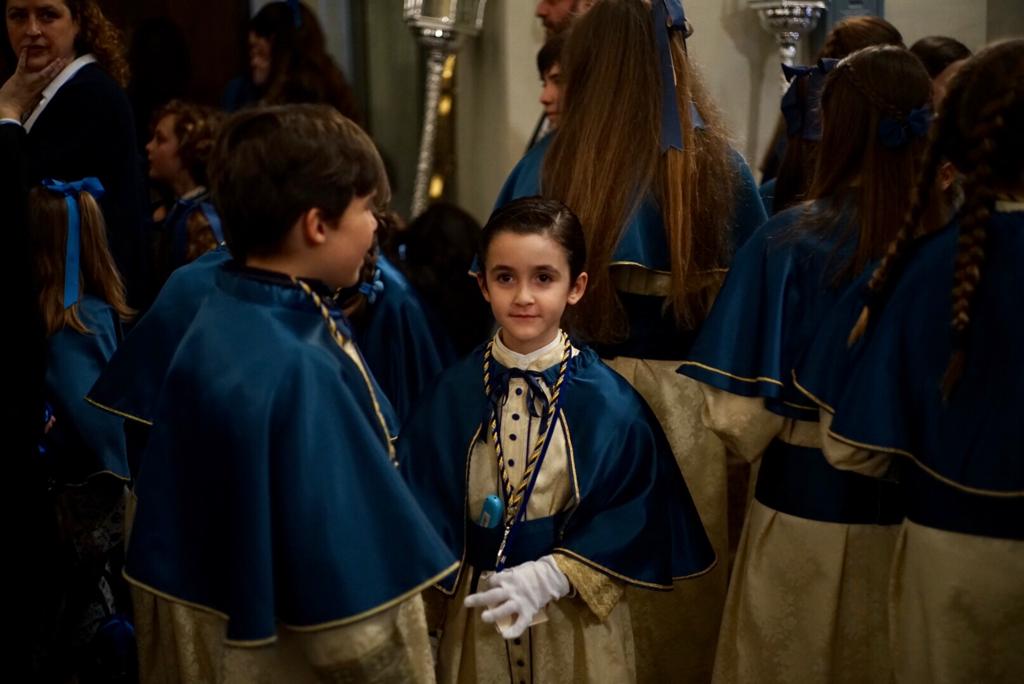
xmin=798 ymin=46 xmax=932 ymax=286
xmin=848 ymin=39 xmax=1024 ymax=397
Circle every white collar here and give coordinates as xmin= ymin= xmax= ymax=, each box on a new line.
xmin=24 ymin=54 xmax=97 ymax=132
xmin=492 ymin=330 xmax=565 ymax=372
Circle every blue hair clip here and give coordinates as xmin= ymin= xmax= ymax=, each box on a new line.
xmin=780 ymin=58 xmax=838 ymax=141
xmin=878 ymin=105 xmax=933 ymax=149
xmin=358 ymin=267 xmax=385 ymax=304
xmin=41 ymin=177 xmax=105 ymax=309
xmin=653 ymin=0 xmax=698 ymax=152
xmin=287 ymin=0 xmax=302 ymax=28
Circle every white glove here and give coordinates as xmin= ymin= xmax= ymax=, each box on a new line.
xmin=463 ymin=555 xmax=570 ymax=639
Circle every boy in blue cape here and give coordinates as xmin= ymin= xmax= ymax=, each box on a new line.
xmin=124 ymin=105 xmax=456 ymax=682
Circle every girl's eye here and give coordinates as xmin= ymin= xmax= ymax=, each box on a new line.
xmin=496 ymin=273 xmax=513 ymax=284
xmin=536 ymin=273 xmax=552 ymax=283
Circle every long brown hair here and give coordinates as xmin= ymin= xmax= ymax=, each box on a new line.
xmin=759 ymin=15 xmax=904 ymax=179
xmin=542 ymin=0 xmax=735 ymax=343
xmin=250 ymin=2 xmax=358 ymax=122
xmin=849 ymin=40 xmax=1024 ymax=396
xmin=798 ymin=45 xmax=933 ymax=285
xmin=29 ymin=186 xmax=132 ymax=336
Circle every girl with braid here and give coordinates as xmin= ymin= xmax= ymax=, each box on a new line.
xmin=795 ymin=39 xmax=1024 ymax=683
xmin=678 ymin=45 xmax=935 ymax=683
xmin=400 ymin=197 xmax=714 ymax=683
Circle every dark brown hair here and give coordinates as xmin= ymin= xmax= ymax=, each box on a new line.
xmin=208 ymin=104 xmax=387 ymax=259
xmin=537 ymin=33 xmax=565 ymax=78
xmin=760 ymin=15 xmax=904 ymax=179
xmin=542 ymin=0 xmax=736 ymax=343
xmin=849 ymin=39 xmax=1024 ymax=396
xmin=773 ymin=72 xmax=820 ymax=212
xmin=910 ymin=35 xmax=972 ymax=79
xmin=798 ymin=45 xmax=933 ymax=285
xmin=481 ymin=196 xmax=587 ymax=281
xmin=249 ymin=1 xmax=358 ymax=122
xmin=29 ymin=186 xmax=132 ymax=335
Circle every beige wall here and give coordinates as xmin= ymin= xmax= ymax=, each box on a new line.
xmin=886 ymin=0 xmax=988 ymax=49
xmin=986 ymin=0 xmax=1024 ymax=42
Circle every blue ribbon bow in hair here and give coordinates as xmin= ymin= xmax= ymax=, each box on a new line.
xmin=653 ymin=0 xmax=700 ymax=152
xmin=780 ymin=58 xmax=838 ymax=141
xmin=41 ymin=177 xmax=105 ymax=309
xmin=878 ymin=106 xmax=933 ymax=148
xmin=358 ymin=266 xmax=385 ymax=304
xmin=287 ymin=0 xmax=302 ymax=28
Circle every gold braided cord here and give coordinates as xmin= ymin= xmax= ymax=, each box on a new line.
xmin=482 ymin=332 xmax=572 ymax=525
xmin=294 ymin=279 xmax=397 ymax=463
xmin=482 ymin=341 xmax=515 ymax=503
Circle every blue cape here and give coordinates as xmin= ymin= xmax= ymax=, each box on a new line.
xmin=87 ymin=246 xmax=231 ymax=426
xmin=88 ymin=248 xmax=398 ymax=437
xmin=678 ymin=200 xmax=903 ymax=525
xmin=125 ymin=266 xmax=457 ymax=643
xmin=399 ymin=345 xmax=716 ymax=592
xmin=349 ymin=256 xmax=450 ymax=423
xmin=796 ymin=209 xmax=1024 ymax=500
xmin=678 ymin=201 xmax=859 ymax=420
xmin=43 ymin=294 xmax=129 ymax=483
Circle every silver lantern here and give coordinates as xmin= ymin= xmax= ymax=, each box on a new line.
xmin=750 ymin=1 xmax=828 ymax=91
xmin=404 ymin=0 xmax=488 ymax=217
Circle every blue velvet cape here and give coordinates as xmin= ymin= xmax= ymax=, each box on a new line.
xmin=88 ymin=248 xmax=398 ymax=436
xmin=493 ymin=134 xmax=767 ymax=359
xmin=759 ymin=177 xmax=776 ymax=216
xmin=398 ymin=345 xmax=716 ymax=593
xmin=349 ymin=256 xmax=450 ymax=423
xmin=795 ymin=209 xmax=1024 ymax=538
xmin=678 ymin=201 xmax=857 ymax=420
xmin=87 ymin=246 xmax=230 ymax=426
xmin=678 ymin=201 xmax=903 ymax=525
xmin=125 ymin=266 xmax=458 ymax=643
xmin=43 ymin=295 xmax=129 ymax=483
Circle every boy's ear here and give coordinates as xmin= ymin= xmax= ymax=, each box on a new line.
xmin=476 ymin=272 xmax=492 ymax=303
xmin=301 ymin=208 xmax=330 ymax=246
xmin=566 ymin=271 xmax=588 ymax=305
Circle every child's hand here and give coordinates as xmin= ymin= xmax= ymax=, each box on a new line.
xmin=463 ymin=556 xmax=570 ymax=639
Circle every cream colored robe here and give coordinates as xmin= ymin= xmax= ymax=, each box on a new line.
xmin=126 ymin=331 xmax=442 ymax=684
xmin=130 ymin=587 xmax=435 ymax=684
xmin=599 ymin=268 xmax=732 ymax=683
xmin=433 ymin=336 xmax=640 ymax=684
xmin=817 ymin=412 xmax=1024 ymax=684
xmin=700 ymin=389 xmax=898 ymax=684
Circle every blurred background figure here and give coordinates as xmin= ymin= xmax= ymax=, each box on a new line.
xmin=910 ymin=35 xmax=972 ymax=104
xmin=222 ymin=0 xmax=358 ymax=122
xmin=145 ymin=99 xmax=224 ymax=289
